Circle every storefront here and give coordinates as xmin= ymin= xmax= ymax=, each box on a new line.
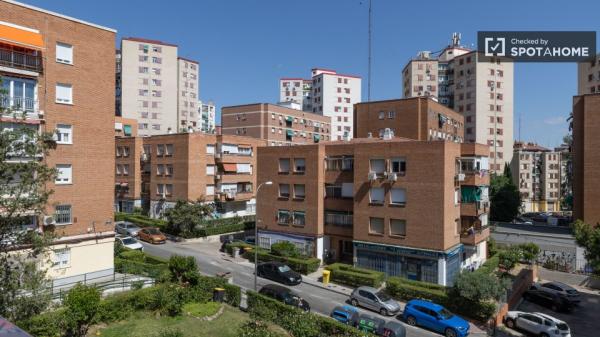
xmin=353 ymin=241 xmax=463 ymax=286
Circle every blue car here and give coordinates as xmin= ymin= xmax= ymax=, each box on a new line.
xmin=330 ymin=305 xmax=359 ymax=326
xmin=402 ymin=299 xmax=470 ymax=337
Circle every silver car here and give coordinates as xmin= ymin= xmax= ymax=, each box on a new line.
xmin=349 ymin=286 xmax=401 ymax=316
xmin=115 ymin=221 xmax=141 ymax=237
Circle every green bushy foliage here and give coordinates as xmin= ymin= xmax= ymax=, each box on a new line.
xmin=324 ymin=263 xmax=385 ymax=288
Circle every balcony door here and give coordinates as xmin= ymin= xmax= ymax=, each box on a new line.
xmin=1 ymin=76 xmax=36 ymax=112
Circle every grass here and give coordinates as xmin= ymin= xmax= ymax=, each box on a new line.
xmin=91 ymin=306 xmax=250 ymax=337
xmin=182 ymin=302 xmax=221 ymax=318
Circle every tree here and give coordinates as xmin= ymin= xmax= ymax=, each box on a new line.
xmin=498 ymin=247 xmax=522 ymax=273
xmin=518 ymin=242 xmax=541 ymax=265
xmin=164 ymin=200 xmax=213 ymax=237
xmin=270 ymin=241 xmax=300 ymax=258
xmin=63 ymin=284 xmax=101 ymax=337
xmin=168 ymin=255 xmax=200 ymax=285
xmin=490 ymin=164 xmax=521 ymax=222
xmin=451 ymin=271 xmax=510 ymax=302
xmin=572 ymin=220 xmax=600 ymax=275
xmin=0 ymin=81 xmax=57 ymax=323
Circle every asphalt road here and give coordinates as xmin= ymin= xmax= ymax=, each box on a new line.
xmin=140 ymin=240 xmax=443 ymax=337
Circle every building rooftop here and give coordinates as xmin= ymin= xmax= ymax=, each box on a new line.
xmin=123 ymin=37 xmax=177 ymax=47
xmin=514 ymin=141 xmax=551 ymax=152
xmin=178 ymin=56 xmax=199 ymax=64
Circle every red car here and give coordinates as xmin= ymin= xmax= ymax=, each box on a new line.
xmin=138 ymin=227 xmax=167 ymax=244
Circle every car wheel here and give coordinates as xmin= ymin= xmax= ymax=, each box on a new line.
xmin=379 ymin=308 xmax=388 ymax=316
xmin=505 ymin=318 xmax=515 ymax=329
xmin=350 ymin=298 xmax=359 ymax=307
xmin=406 ymin=316 xmax=417 ymax=326
xmin=445 ymin=328 xmax=457 ymax=337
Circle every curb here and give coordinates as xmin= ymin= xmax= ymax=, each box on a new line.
xmin=301 ymin=277 xmax=352 ymax=296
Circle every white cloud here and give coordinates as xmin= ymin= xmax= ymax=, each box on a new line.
xmin=543 ymin=116 xmax=565 ymax=125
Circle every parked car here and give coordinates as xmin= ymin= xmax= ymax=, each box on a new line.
xmin=116 ymin=236 xmax=143 ymax=251
xmin=137 ymin=227 xmax=167 ymax=244
xmin=381 ymin=321 xmax=407 ymax=337
xmin=257 ymin=261 xmax=302 ymax=285
xmin=523 ymin=285 xmax=574 ymax=312
xmin=115 ymin=221 xmax=141 ymax=237
xmin=532 ymin=281 xmax=581 ymax=304
xmin=258 ymin=284 xmax=310 ymax=312
xmin=349 ymin=286 xmax=401 ymax=316
xmin=330 ymin=305 xmax=360 ymax=326
xmin=513 ymin=216 xmax=533 ymax=225
xmin=505 ymin=311 xmax=571 ymax=337
xmin=533 ymin=213 xmax=550 ymax=223
xmin=403 ymin=299 xmax=470 ymax=337
xmin=355 ymin=313 xmax=385 ymax=335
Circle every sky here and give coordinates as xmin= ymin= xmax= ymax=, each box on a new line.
xmin=23 ymin=0 xmax=600 ymax=148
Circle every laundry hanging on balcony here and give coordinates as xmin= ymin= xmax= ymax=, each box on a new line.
xmin=461 ymin=186 xmax=482 ymax=203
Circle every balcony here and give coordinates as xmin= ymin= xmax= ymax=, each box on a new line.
xmin=460 ymin=226 xmax=490 ymax=246
xmin=0 ymin=46 xmax=43 ymax=74
xmin=324 ymin=213 xmax=353 ymax=228
xmin=460 ymin=170 xmax=490 ymax=186
xmin=0 ymin=95 xmax=39 ymax=121
xmin=461 ymin=200 xmax=489 ymax=216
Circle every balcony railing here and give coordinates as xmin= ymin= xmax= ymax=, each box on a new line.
xmin=0 ymin=47 xmax=43 ymax=73
xmin=0 ymin=95 xmax=38 ymax=117
xmin=460 ymin=226 xmax=490 ymax=245
xmin=324 ymin=213 xmax=353 ymax=227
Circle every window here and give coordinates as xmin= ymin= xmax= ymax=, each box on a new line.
xmin=52 ymin=248 xmax=70 ymax=268
xmin=390 ymin=188 xmax=406 ymax=206
xmin=370 ymin=187 xmax=385 ymax=204
xmin=206 ymin=184 xmax=215 ymax=196
xmin=378 ymin=111 xmax=385 ymax=119
xmin=278 ymin=210 xmax=291 ymax=225
xmin=293 ymin=211 xmax=306 ymax=226
xmin=206 ymin=144 xmax=215 ymax=154
xmin=54 ymin=205 xmax=72 ymax=224
xmin=294 ymin=158 xmax=305 ymax=173
xmin=122 ymin=164 xmax=130 ymax=176
xmin=55 ymin=83 xmax=72 ymax=104
xmin=157 ymin=184 xmax=164 ymax=196
xmin=165 ymin=184 xmax=173 ymax=196
xmin=294 ymin=184 xmax=305 ymax=199
xmin=55 ymin=164 xmax=72 ymax=184
xmin=390 ymin=219 xmax=406 ymax=237
xmin=369 ymin=217 xmax=384 ymax=234
xmin=156 ymin=164 xmax=165 ymax=176
xmin=56 ymin=42 xmax=73 ymax=64
xmin=391 ymin=157 xmax=406 ymax=175
xmin=156 ymin=144 xmax=165 ymax=156
xmin=370 ymin=159 xmax=385 ymax=175
xmin=165 ymin=164 xmax=173 ymax=176
xmin=279 ymin=158 xmax=290 ymax=173
xmin=388 ymin=111 xmax=395 ymax=119
xmin=206 ymin=164 xmax=215 ymax=175
xmin=165 ymin=144 xmax=174 ymax=156
xmin=55 ymin=124 xmax=72 ymax=144
xmin=279 ymin=184 xmax=290 ymax=198
xmin=122 ymin=146 xmax=130 ymax=157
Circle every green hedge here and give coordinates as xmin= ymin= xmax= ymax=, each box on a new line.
xmin=324 ymin=263 xmax=385 ymax=288
xmin=194 ymin=220 xmax=254 ymax=237
xmin=244 ymin=249 xmax=320 ymax=275
xmin=385 ymin=276 xmax=496 ymax=321
xmin=115 ymin=257 xmax=170 ymax=279
xmin=476 ymin=255 xmax=500 ymax=275
xmin=115 ymin=212 xmax=167 ymax=229
xmin=247 ymin=291 xmax=374 ymax=337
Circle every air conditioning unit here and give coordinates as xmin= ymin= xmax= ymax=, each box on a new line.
xmin=456 ymin=173 xmax=465 ymax=181
xmin=43 ymin=216 xmax=55 ymax=226
xmin=387 ymin=172 xmax=398 ymax=182
xmin=368 ymin=172 xmax=377 ymax=181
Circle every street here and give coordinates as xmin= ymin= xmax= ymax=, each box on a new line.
xmin=141 ymin=240 xmax=444 ymax=337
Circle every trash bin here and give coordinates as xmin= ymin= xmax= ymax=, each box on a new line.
xmin=322 ymin=270 xmax=331 ymax=285
xmin=213 ymin=287 xmax=225 ymax=302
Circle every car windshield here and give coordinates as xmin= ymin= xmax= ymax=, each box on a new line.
xmin=147 ymin=228 xmax=160 ymax=234
xmin=566 ymin=289 xmax=578 ymax=294
xmin=122 ymin=238 xmax=137 ymax=245
xmin=376 ymin=291 xmax=391 ymax=302
xmin=278 ymin=265 xmax=291 ymax=273
xmin=438 ymin=308 xmax=454 ymax=320
xmin=556 ymin=323 xmax=569 ymax=331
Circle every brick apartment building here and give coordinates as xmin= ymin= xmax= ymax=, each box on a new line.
xmin=256 ymin=136 xmax=490 ymax=285
xmin=115 ymin=132 xmax=265 ymax=218
xmin=510 ymin=141 xmax=563 ymax=212
xmin=572 ymin=94 xmax=600 ymax=225
xmin=577 ymin=53 xmax=600 ymax=95
xmin=221 ymin=103 xmax=332 ymax=146
xmin=353 ymin=97 xmax=464 ymax=142
xmin=0 ymin=0 xmax=116 ymax=283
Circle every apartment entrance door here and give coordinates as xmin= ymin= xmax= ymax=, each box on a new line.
xmin=406 ymin=260 xmax=420 ymax=280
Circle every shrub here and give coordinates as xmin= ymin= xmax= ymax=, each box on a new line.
xmin=168 ymin=255 xmax=201 ymax=285
xmin=119 ymin=249 xmax=146 ymax=262
xmin=518 ymin=242 xmax=541 ymax=264
xmin=19 ymin=308 xmax=64 ymax=337
xmin=498 ymin=247 xmax=522 ymax=272
xmin=325 ymin=263 xmax=385 ymax=288
xmin=244 ymin=249 xmax=320 ymax=275
xmin=236 ymin=321 xmax=287 ymax=337
xmin=151 ymin=284 xmax=185 ymax=316
xmin=115 ymin=257 xmax=170 ymax=279
xmin=195 ymin=220 xmax=254 ymax=237
xmin=451 ymin=271 xmax=509 ymax=302
xmin=386 ymin=277 xmax=447 ymax=304
xmin=270 ymin=241 xmax=300 ymax=258
xmin=63 ymin=284 xmax=102 ymax=337
xmin=247 ymin=291 xmax=373 ymax=337
xmin=131 ymin=280 xmax=145 ymax=290
xmin=476 ymin=255 xmax=500 ymax=275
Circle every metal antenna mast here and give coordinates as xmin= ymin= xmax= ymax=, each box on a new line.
xmin=368 ymin=0 xmax=372 ymax=102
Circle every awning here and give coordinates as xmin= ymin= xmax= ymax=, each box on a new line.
xmin=313 ymin=134 xmax=320 ymax=142
xmin=222 ymin=163 xmax=237 ymax=172
xmin=123 ymin=125 xmax=132 ymax=136
xmin=0 ymin=22 xmax=44 ymax=50
xmin=286 ymin=116 xmax=293 ymax=122
xmin=286 ymin=130 xmax=294 ymax=137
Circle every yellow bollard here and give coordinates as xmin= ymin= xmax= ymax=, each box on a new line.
xmin=322 ymin=270 xmax=331 ymax=286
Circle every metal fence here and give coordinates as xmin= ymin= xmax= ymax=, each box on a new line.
xmin=49 ymin=271 xmax=155 ymax=301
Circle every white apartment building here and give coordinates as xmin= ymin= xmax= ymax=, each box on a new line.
xmin=198 ymin=100 xmax=216 ymax=133
xmin=577 ymin=53 xmax=600 ymax=95
xmin=402 ymin=34 xmax=514 ymax=173
xmin=511 ymin=142 xmax=563 ymax=212
xmin=177 ymin=57 xmax=199 ymax=132
xmin=280 ymin=68 xmax=361 ymax=140
xmin=279 ymin=78 xmax=312 ymax=111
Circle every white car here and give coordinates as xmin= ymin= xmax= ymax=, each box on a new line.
xmin=505 ymin=311 xmax=571 ymax=337
xmin=116 ymin=236 xmax=143 ymax=251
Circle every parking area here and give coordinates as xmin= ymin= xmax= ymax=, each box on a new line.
xmin=517 ymin=290 xmax=600 ymax=337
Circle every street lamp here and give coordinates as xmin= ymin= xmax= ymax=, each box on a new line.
xmin=254 ymin=181 xmax=272 ymax=291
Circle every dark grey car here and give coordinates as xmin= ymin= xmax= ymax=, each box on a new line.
xmin=349 ymin=286 xmax=401 ymax=316
xmin=115 ymin=221 xmax=141 ymax=237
